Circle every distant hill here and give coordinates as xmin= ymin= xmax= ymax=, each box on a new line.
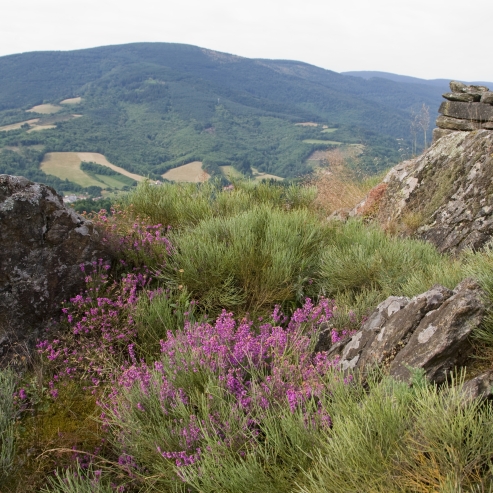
xmin=342 ymin=71 xmax=493 ymax=90
xmin=0 ymin=43 xmax=456 ymax=192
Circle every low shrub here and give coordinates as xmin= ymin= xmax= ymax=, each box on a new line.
xmin=161 ymin=205 xmax=329 ymax=315
xmin=102 ymin=299 xmax=340 ymax=492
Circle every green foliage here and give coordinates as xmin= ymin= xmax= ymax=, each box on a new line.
xmin=464 ymin=243 xmax=493 ymax=345
xmin=301 ymin=371 xmax=493 ymax=493
xmin=161 ymin=205 xmax=327 ymax=315
xmin=0 ymin=368 xmax=17 ymax=481
xmin=124 ymin=179 xmax=316 ymax=229
xmin=135 ymin=288 xmax=202 ymax=355
xmin=319 ymin=219 xmax=465 ymax=315
xmin=0 ymin=41 xmax=443 ymax=193
xmin=41 ymin=464 xmax=114 ymax=493
xmin=70 ymin=197 xmax=114 ymax=214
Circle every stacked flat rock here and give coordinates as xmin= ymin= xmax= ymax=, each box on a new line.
xmin=433 ymin=81 xmax=493 ymax=141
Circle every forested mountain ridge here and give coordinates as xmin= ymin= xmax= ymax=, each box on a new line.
xmin=0 ymin=43 xmax=452 ymax=191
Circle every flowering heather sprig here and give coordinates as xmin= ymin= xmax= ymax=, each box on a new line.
xmin=38 ymin=263 xmax=154 ymax=394
xmin=91 ymin=205 xmax=173 ymax=270
xmin=103 ymin=298 xmax=341 ymax=477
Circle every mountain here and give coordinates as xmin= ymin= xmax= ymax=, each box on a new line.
xmin=342 ymin=70 xmax=493 ymax=90
xmin=0 ymin=43 xmax=455 ymax=192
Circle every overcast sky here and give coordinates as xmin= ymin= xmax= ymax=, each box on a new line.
xmin=1 ymin=0 xmax=492 ymax=82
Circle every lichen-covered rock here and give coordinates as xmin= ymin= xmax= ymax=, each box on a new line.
xmin=324 ymin=279 xmax=486 ymax=384
xmin=442 ymin=92 xmax=479 ymax=103
xmin=436 ymin=115 xmax=481 ymax=131
xmin=438 ymin=101 xmax=493 ymax=122
xmin=481 ymin=92 xmax=493 ymax=105
xmin=461 ymin=370 xmax=493 ymax=402
xmin=351 ymin=130 xmax=493 ymax=255
xmin=0 ymin=175 xmax=109 ymax=351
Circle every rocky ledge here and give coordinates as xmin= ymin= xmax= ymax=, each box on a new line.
xmin=351 ymin=130 xmax=493 ymax=255
xmin=433 ymin=80 xmax=493 ymax=141
xmin=0 ymin=175 xmax=109 ymax=359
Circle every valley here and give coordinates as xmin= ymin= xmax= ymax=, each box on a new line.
xmin=0 ymin=42 xmax=455 ymax=196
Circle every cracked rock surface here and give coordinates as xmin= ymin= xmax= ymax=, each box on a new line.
xmin=0 ymin=175 xmax=109 ymax=350
xmin=322 ymin=279 xmax=487 ymax=384
xmin=351 ymin=130 xmax=493 ymax=255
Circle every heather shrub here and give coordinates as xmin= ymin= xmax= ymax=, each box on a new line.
xmin=91 ymin=205 xmax=173 ymax=271
xmin=103 ymin=299 xmax=340 ymax=492
xmin=161 ymin=205 xmax=329 ymax=315
xmin=37 ymin=262 xmax=151 ymax=392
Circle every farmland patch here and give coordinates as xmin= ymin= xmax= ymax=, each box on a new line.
xmin=303 ymin=139 xmax=342 ymax=145
xmin=162 ymin=161 xmax=210 ymax=182
xmin=26 ymin=104 xmax=62 ymax=114
xmin=0 ymin=119 xmax=39 ymax=132
xmin=27 ymin=125 xmax=57 ymax=133
xmin=77 ymin=153 xmax=145 ymax=182
xmin=41 ymin=152 xmax=107 ymax=188
xmin=295 ymin=122 xmax=319 ymax=127
xmin=60 ymin=97 xmax=82 ymax=105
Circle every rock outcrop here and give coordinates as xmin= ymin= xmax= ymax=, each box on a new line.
xmin=0 ymin=175 xmax=109 ymax=356
xmin=434 ymin=81 xmax=493 ymax=141
xmin=351 ymin=129 xmax=493 ymax=255
xmin=320 ymin=279 xmax=487 ymax=384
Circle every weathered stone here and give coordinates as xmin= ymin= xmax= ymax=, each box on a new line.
xmin=389 ymin=279 xmax=485 ymax=383
xmin=450 ymin=81 xmax=467 ymax=93
xmin=436 ymin=115 xmax=480 ymax=131
xmin=351 ymin=131 xmax=493 ymax=255
xmin=432 ymin=127 xmax=455 ymax=142
xmin=443 ymin=92 xmax=479 ymax=103
xmin=0 ymin=175 xmax=110 ymax=352
xmin=481 ymin=92 xmax=493 ymax=104
xmin=464 ymin=84 xmax=489 ymax=94
xmin=483 ymin=121 xmax=493 ymax=130
xmin=461 ymin=370 xmax=493 ymax=402
xmin=439 ymin=101 xmax=493 ymax=122
xmin=324 ymin=280 xmax=486 ymax=384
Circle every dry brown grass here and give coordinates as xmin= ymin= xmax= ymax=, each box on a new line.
xmin=308 ymin=149 xmax=376 ymax=215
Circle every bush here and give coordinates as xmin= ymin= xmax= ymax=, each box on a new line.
xmin=319 ymin=219 xmax=464 ymax=316
xmin=102 ymin=299 xmax=337 ymax=493
xmin=161 ymin=205 xmax=329 ymax=315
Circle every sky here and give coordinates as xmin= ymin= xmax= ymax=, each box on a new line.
xmin=1 ymin=0 xmax=492 ymax=82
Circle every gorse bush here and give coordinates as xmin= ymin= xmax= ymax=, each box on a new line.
xmin=161 ymin=205 xmax=329 ymax=315
xmin=123 ymin=179 xmax=317 ymax=229
xmin=319 ymin=219 xmax=465 ymax=311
